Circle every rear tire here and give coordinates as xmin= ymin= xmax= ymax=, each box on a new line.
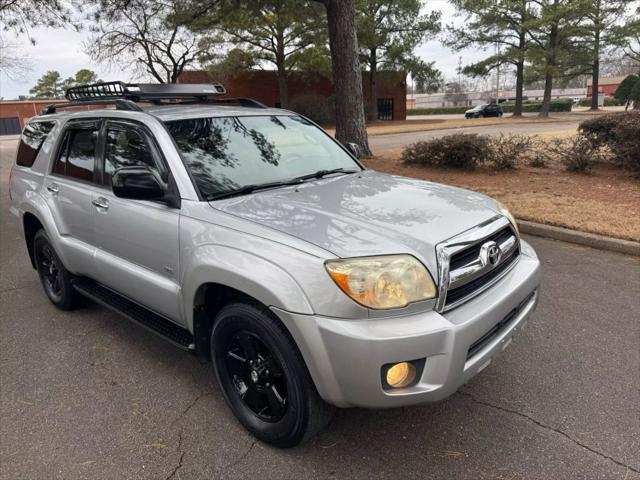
xmin=33 ymin=230 xmax=79 ymax=310
xmin=211 ymin=301 xmax=333 ymax=447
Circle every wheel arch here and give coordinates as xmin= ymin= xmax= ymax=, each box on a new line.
xmin=23 ymin=211 xmax=45 ymax=269
xmin=184 ymin=245 xmax=315 ymax=359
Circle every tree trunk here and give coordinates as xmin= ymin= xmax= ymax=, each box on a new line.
xmin=513 ymin=59 xmax=525 ymax=117
xmin=276 ymin=56 xmax=289 ymax=108
xmin=539 ymin=70 xmax=553 ymax=117
xmin=539 ymin=23 xmax=558 ymax=118
xmin=368 ymin=48 xmax=378 ymax=121
xmin=322 ymin=0 xmax=371 ymax=156
xmin=275 ymin=30 xmax=289 ymax=108
xmin=513 ymin=26 xmax=526 ymax=117
xmin=590 ymin=30 xmax=600 ymax=110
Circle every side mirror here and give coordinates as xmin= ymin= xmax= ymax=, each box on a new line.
xmin=344 ymin=142 xmax=361 ymax=159
xmin=112 ymin=166 xmax=165 ymax=201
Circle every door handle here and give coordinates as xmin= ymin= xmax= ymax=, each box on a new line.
xmin=92 ymin=197 xmax=109 ymax=210
xmin=46 ymin=183 xmax=59 ymax=194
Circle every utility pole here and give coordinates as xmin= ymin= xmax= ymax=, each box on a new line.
xmin=457 ymin=56 xmax=462 ymax=87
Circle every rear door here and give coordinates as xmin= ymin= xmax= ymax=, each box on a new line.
xmin=44 ymin=120 xmax=102 ymax=274
xmin=91 ymin=120 xmax=182 ymax=323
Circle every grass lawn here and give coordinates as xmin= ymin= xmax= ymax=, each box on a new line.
xmin=324 ymin=115 xmax=577 ymax=137
xmin=364 ymin=148 xmax=640 ymax=242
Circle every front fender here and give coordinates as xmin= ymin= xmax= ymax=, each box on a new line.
xmin=181 ymin=244 xmax=314 ymax=331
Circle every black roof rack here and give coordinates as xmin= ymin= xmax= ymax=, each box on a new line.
xmin=40 ymin=81 xmax=267 ymax=115
xmin=65 ymin=81 xmax=226 ymax=102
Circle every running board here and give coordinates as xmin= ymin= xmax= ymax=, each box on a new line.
xmin=71 ymin=278 xmax=195 ymax=351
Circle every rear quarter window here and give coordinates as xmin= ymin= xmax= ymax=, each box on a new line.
xmin=16 ymin=121 xmax=56 ymax=168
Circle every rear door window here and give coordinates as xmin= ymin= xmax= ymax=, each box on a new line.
xmin=16 ymin=121 xmax=55 ymax=167
xmin=52 ymin=127 xmax=99 ymax=183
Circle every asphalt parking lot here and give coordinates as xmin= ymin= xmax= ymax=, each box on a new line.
xmin=1 ymin=136 xmax=639 ymax=479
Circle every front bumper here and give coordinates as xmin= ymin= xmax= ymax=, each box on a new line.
xmin=273 ymin=240 xmax=541 ymax=408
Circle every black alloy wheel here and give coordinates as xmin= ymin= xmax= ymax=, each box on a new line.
xmin=38 ymin=242 xmax=63 ymax=301
xmin=225 ymin=331 xmax=288 ymax=422
xmin=211 ymin=302 xmax=333 ymax=447
xmin=33 ymin=230 xmax=78 ymax=310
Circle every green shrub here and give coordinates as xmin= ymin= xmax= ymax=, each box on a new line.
xmin=610 ymin=112 xmax=640 ymax=171
xmin=402 ymin=134 xmax=490 ymax=169
xmin=614 ymin=75 xmax=639 ymax=108
xmin=488 ymin=134 xmax=532 ymax=170
xmin=501 ymin=99 xmax=572 ymax=113
xmin=579 ymin=97 xmax=622 ymax=107
xmin=289 ymin=93 xmax=335 ymax=125
xmin=407 ymin=106 xmax=469 ymax=115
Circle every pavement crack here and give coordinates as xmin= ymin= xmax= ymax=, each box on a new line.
xmin=165 ymin=431 xmax=185 ymax=480
xmin=458 ymin=391 xmax=639 ymax=474
xmin=223 ymin=440 xmax=257 ymax=472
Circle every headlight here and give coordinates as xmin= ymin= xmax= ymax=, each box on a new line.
xmin=325 ymin=255 xmax=436 ymax=309
xmin=494 ymin=200 xmax=520 ymax=237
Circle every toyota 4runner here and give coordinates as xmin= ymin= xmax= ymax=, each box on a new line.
xmin=9 ymin=82 xmax=541 ymax=447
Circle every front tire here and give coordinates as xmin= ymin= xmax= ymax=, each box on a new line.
xmin=33 ymin=230 xmax=79 ymax=310
xmin=211 ymin=302 xmax=333 ymax=447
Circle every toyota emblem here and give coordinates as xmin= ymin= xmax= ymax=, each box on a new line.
xmin=487 ymin=244 xmax=501 ymax=266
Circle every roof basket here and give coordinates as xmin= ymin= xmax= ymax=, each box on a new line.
xmin=41 ymin=80 xmax=267 ymax=115
xmin=65 ymin=81 xmax=226 ymax=102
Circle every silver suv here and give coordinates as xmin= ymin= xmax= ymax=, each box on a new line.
xmin=9 ymin=82 xmax=540 ymax=447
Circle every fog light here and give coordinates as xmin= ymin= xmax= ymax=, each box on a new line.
xmin=386 ymin=362 xmax=416 ymax=388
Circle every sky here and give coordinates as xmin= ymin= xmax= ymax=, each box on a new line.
xmin=0 ymin=1 xmax=487 ymax=100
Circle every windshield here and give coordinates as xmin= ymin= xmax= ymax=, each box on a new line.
xmin=471 ymin=104 xmax=487 ymax=111
xmin=165 ymin=115 xmax=361 ymax=199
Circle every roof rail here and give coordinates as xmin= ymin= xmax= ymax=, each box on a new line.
xmin=40 ymin=98 xmax=143 ymax=115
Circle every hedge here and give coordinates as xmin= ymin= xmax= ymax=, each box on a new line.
xmin=407 ymin=99 xmax=572 ymax=116
xmin=501 ymin=99 xmax=572 ymax=112
xmin=407 ymin=106 xmax=469 ymax=115
xmin=578 ymin=97 xmax=622 ymax=107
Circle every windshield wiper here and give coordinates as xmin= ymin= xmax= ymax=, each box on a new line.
xmin=207 ymin=168 xmax=359 ymax=201
xmin=207 ymin=178 xmax=304 ymax=201
xmin=293 ymin=167 xmax=359 ymax=182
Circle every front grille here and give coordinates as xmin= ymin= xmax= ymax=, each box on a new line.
xmin=449 ymin=226 xmax=513 ymax=271
xmin=466 ymin=291 xmax=535 ymax=360
xmin=446 ymin=248 xmax=519 ymax=305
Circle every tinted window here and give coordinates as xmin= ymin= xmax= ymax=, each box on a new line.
xmin=165 ymin=115 xmax=360 ymax=199
xmin=104 ymin=128 xmax=157 ymax=185
xmin=53 ymin=129 xmax=98 ymax=182
xmin=16 ymin=121 xmax=55 ymax=167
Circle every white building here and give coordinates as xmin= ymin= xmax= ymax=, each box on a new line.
xmin=407 ymin=87 xmax=588 ymax=109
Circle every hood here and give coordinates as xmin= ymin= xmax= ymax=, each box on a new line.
xmin=211 ymin=170 xmax=500 ymax=268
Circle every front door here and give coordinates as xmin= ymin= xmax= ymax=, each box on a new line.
xmin=91 ymin=120 xmax=182 ymax=323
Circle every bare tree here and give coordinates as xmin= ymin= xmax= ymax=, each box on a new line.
xmin=0 ymin=37 xmax=32 ymax=81
xmin=85 ymin=0 xmax=209 ymax=83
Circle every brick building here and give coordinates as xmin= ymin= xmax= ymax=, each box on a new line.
xmin=0 ymin=100 xmax=99 ymax=135
xmin=0 ymin=70 xmax=406 ymax=135
xmin=178 ymin=70 xmax=407 ymax=121
xmin=586 ymin=76 xmax=625 ymax=97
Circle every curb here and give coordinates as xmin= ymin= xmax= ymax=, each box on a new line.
xmin=518 ymin=220 xmax=640 ymax=257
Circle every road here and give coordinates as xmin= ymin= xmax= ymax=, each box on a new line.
xmin=369 ymin=120 xmax=581 ymax=151
xmin=1 ymin=136 xmax=639 ymax=479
